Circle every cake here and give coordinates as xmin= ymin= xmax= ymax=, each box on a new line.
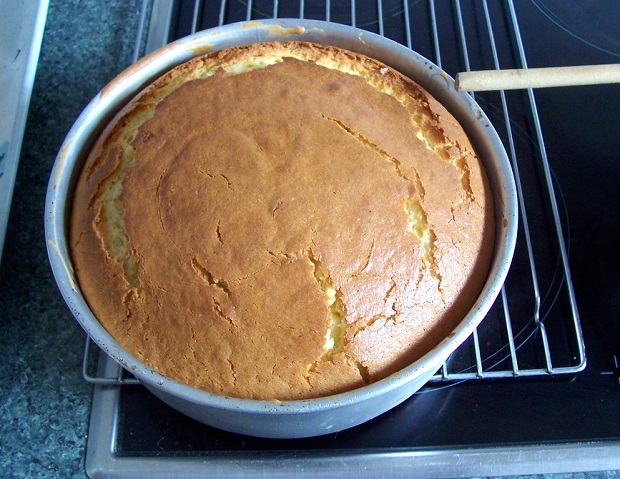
xmin=70 ymin=41 xmax=495 ymax=400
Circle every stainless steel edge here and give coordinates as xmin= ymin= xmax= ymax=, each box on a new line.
xmin=0 ymin=0 xmax=49 ymax=263
xmin=87 ymin=355 xmax=620 ymax=478
xmin=144 ymin=0 xmax=175 ymax=56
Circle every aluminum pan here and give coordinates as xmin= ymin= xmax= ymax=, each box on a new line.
xmin=45 ymin=19 xmax=518 ymax=438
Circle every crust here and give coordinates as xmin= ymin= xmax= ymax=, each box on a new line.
xmin=70 ymin=41 xmax=494 ymax=400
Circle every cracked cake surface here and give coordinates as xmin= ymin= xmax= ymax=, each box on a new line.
xmin=70 ymin=41 xmax=495 ymax=400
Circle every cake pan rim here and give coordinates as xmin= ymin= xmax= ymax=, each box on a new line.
xmin=45 ymin=19 xmax=518 ymax=429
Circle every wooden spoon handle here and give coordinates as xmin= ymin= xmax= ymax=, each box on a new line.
xmin=455 ymin=64 xmax=620 ymax=92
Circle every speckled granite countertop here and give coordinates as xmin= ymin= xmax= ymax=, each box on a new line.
xmin=0 ymin=1 xmax=141 ymax=477
xmin=0 ymin=1 xmax=618 ymax=478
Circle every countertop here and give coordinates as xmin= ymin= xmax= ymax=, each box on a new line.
xmin=0 ymin=0 xmax=618 ymax=478
xmin=0 ymin=1 xmax=142 ymax=477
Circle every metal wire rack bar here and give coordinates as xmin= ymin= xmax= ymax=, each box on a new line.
xmin=83 ymin=0 xmax=586 ymax=386
xmin=507 ymin=0 xmax=584 ymax=363
xmin=486 ymin=0 xmax=554 ymax=374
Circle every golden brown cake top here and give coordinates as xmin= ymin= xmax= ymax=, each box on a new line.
xmin=70 ymin=41 xmax=495 ymax=400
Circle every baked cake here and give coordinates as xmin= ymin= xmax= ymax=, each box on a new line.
xmin=70 ymin=41 xmax=495 ymax=400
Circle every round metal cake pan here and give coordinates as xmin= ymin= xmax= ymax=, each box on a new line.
xmin=45 ymin=19 xmax=518 ymax=439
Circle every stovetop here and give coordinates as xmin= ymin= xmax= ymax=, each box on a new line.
xmin=83 ymin=0 xmax=620 ymax=477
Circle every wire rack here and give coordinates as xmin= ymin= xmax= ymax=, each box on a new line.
xmin=83 ymin=0 xmax=586 ymax=387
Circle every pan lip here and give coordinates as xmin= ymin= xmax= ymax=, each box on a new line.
xmin=44 ymin=18 xmax=518 ymax=415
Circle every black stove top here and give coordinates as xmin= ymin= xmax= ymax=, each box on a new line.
xmin=84 ymin=1 xmax=620 ymax=476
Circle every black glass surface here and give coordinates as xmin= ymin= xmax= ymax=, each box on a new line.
xmin=109 ymin=0 xmax=620 ymax=456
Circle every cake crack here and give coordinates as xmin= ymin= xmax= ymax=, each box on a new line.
xmin=311 ymin=54 xmax=476 ymax=203
xmin=305 ymin=250 xmax=348 ymax=371
xmin=212 ymin=297 xmax=235 ymax=325
xmin=409 ymin=113 xmax=474 ymax=204
xmin=354 ymin=75 xmax=476 ymax=203
xmin=201 ymin=170 xmax=235 ymax=192
xmin=215 ymin=217 xmax=224 ymax=246
xmin=92 ymin=161 xmax=141 ymax=288
xmin=404 ymin=172 xmax=443 ymax=291
xmin=322 ymin=114 xmax=443 ymax=295
xmin=321 ymin=114 xmax=413 ymax=183
xmin=352 ymin=238 xmax=374 ymax=278
xmin=89 ymin=121 xmax=153 ymax=290
xmin=155 ymin=167 xmax=169 ymax=234
xmin=227 ymin=358 xmax=238 ymax=384
xmin=354 ymin=361 xmax=370 ymax=384
xmin=190 ymin=256 xmax=231 ymax=295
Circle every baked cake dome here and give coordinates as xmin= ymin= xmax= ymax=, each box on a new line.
xmin=70 ymin=41 xmax=495 ymax=400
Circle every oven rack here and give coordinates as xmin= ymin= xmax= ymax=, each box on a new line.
xmin=82 ymin=0 xmax=586 ymax=387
